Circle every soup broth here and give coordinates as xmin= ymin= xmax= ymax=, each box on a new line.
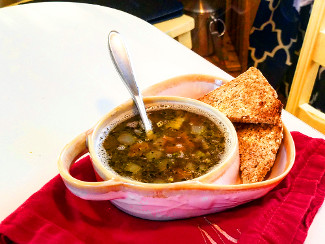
xmin=101 ymin=109 xmax=226 ymax=183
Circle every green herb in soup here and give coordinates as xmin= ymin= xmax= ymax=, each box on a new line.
xmin=102 ymin=109 xmax=226 ymax=183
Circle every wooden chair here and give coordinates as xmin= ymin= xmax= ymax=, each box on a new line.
xmin=153 ymin=15 xmax=194 ymax=49
xmin=286 ymin=0 xmax=325 ymax=134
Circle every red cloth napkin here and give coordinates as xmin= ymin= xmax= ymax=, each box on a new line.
xmin=1 ymin=132 xmax=325 ymax=244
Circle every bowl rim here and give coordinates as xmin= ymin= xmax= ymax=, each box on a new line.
xmin=87 ymin=96 xmax=239 ymax=188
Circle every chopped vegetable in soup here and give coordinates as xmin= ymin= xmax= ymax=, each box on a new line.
xmin=102 ymin=109 xmax=226 ymax=183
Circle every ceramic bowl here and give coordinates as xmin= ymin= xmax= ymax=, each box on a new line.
xmin=58 ymin=96 xmax=240 ymax=220
xmin=58 ymin=75 xmax=295 ymax=221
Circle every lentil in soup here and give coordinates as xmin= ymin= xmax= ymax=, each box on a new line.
xmin=101 ymin=109 xmax=226 ymax=183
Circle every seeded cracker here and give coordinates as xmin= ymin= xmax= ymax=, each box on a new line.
xmin=198 ymin=67 xmax=283 ymax=125
xmin=234 ymin=122 xmax=283 ymax=183
xmin=198 ymin=67 xmax=284 ymax=183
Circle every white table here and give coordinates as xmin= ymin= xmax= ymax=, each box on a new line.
xmin=0 ymin=2 xmax=324 ymax=243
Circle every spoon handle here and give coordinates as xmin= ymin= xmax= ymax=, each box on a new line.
xmin=108 ymin=31 xmax=153 ymax=133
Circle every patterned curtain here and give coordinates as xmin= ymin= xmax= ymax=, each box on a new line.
xmin=248 ymin=0 xmax=325 ymax=112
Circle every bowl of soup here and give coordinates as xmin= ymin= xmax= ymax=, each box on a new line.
xmin=58 ymin=74 xmax=296 ymax=221
xmin=58 ymin=96 xmax=240 ymax=220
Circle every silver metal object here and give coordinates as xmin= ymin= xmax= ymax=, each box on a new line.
xmin=180 ymin=0 xmax=226 ymax=57
xmin=108 ymin=30 xmax=153 ymax=135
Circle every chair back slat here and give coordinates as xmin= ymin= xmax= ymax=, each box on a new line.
xmin=286 ymin=0 xmax=325 ymax=134
xmin=313 ymin=31 xmax=325 ymax=67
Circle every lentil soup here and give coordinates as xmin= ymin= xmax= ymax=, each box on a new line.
xmin=99 ymin=109 xmax=226 ymax=183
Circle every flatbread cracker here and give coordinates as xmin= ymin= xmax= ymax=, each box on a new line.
xmin=198 ymin=67 xmax=282 ymax=125
xmin=234 ymin=122 xmax=283 ymax=183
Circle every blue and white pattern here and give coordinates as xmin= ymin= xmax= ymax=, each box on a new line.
xmin=249 ymin=0 xmax=298 ymax=68
xmin=248 ymin=0 xmax=300 ymax=89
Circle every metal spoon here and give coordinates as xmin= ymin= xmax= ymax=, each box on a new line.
xmin=108 ymin=30 xmax=153 ymax=136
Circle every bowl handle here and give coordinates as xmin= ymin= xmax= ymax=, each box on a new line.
xmin=58 ymin=130 xmax=126 ymax=200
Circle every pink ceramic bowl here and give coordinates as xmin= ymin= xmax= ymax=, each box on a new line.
xmin=58 ymin=75 xmax=295 ymax=220
xmin=58 ymin=96 xmax=240 ymax=220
